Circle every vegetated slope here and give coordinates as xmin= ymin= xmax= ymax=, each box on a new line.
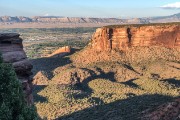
xmin=32 ymin=23 xmax=180 ymax=120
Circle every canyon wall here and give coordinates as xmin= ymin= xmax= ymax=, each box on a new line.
xmin=90 ymin=23 xmax=180 ymax=51
xmin=0 ymin=33 xmax=33 ymax=105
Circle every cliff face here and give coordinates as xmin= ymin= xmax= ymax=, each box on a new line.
xmin=91 ymin=24 xmax=180 ymax=51
xmin=0 ymin=33 xmax=33 ymax=105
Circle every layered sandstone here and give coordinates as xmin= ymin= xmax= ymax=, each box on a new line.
xmin=0 ymin=33 xmax=33 ymax=105
xmin=90 ymin=23 xmax=180 ymax=51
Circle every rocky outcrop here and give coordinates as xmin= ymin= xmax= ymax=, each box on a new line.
xmin=47 ymin=46 xmax=71 ymax=57
xmin=90 ymin=23 xmax=180 ymax=51
xmin=142 ymin=97 xmax=180 ymax=120
xmin=0 ymin=33 xmax=33 ymax=105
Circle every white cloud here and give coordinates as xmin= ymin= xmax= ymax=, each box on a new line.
xmin=161 ymin=2 xmax=180 ymax=9
xmin=44 ymin=13 xmax=49 ymax=16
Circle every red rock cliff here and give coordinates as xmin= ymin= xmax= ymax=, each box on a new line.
xmin=90 ymin=23 xmax=180 ymax=51
xmin=0 ymin=33 xmax=33 ymax=105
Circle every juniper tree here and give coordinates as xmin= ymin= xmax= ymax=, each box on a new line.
xmin=0 ymin=53 xmax=38 ymax=120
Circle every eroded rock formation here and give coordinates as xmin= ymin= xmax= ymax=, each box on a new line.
xmin=90 ymin=23 xmax=180 ymax=51
xmin=48 ymin=46 xmax=71 ymax=57
xmin=0 ymin=33 xmax=33 ymax=105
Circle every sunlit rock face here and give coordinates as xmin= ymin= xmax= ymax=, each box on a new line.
xmin=91 ymin=24 xmax=180 ymax=51
xmin=0 ymin=33 xmax=33 ymax=105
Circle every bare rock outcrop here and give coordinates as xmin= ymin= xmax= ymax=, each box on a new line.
xmin=0 ymin=33 xmax=33 ymax=105
xmin=47 ymin=46 xmax=71 ymax=57
xmin=90 ymin=23 xmax=180 ymax=51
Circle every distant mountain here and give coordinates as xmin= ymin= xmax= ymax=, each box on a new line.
xmin=148 ymin=13 xmax=180 ymax=23
xmin=0 ymin=16 xmax=125 ymax=23
xmin=0 ymin=16 xmax=32 ymax=22
xmin=0 ymin=13 xmax=179 ymax=24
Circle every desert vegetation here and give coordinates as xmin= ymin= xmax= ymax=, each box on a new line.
xmin=32 ymin=58 xmax=180 ymax=119
xmin=31 ymin=47 xmax=180 ymax=119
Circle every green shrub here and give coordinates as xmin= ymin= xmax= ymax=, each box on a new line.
xmin=0 ymin=54 xmax=38 ymax=120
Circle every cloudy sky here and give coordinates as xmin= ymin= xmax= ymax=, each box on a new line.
xmin=0 ymin=0 xmax=179 ymax=18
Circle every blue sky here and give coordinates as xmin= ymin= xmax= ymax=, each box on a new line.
xmin=0 ymin=0 xmax=180 ymax=18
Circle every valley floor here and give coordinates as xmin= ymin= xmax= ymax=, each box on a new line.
xmin=31 ymin=47 xmax=180 ymax=120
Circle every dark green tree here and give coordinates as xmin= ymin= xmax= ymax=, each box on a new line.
xmin=0 ymin=53 xmax=38 ymax=120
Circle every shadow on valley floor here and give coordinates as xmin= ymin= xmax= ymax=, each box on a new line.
xmin=82 ymin=67 xmax=117 ymax=85
xmin=33 ymin=85 xmax=48 ymax=103
xmin=72 ymin=68 xmax=141 ymax=101
xmin=30 ymin=55 xmax=72 ymax=80
xmin=74 ymin=68 xmax=119 ymax=97
xmin=31 ymin=55 xmax=72 ymax=104
xmin=121 ymin=78 xmax=139 ymax=89
xmin=57 ymin=94 xmax=174 ymax=120
xmin=161 ymin=78 xmax=180 ymax=87
xmin=30 ymin=48 xmax=81 ymax=80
